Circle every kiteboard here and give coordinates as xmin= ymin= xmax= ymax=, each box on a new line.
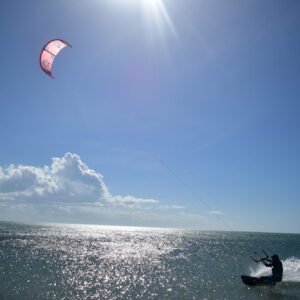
xmin=241 ymin=275 xmax=275 ymax=286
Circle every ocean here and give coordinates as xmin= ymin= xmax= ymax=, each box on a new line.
xmin=0 ymin=221 xmax=299 ymax=300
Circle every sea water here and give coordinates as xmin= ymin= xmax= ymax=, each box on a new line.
xmin=0 ymin=221 xmax=299 ymax=300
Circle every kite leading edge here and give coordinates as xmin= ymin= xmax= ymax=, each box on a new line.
xmin=39 ymin=39 xmax=72 ymax=79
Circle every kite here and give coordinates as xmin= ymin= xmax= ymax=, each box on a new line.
xmin=39 ymin=39 xmax=71 ymax=78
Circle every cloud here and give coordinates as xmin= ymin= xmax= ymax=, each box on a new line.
xmin=208 ymin=210 xmax=223 ymax=216
xmin=114 ymin=195 xmax=159 ymax=207
xmin=0 ymin=202 xmax=218 ymax=230
xmin=159 ymin=205 xmax=185 ymax=210
xmin=0 ymin=153 xmax=159 ymax=208
xmin=1 ymin=153 xmax=219 ymax=228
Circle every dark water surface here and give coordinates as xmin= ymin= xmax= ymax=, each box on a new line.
xmin=0 ymin=222 xmax=299 ymax=299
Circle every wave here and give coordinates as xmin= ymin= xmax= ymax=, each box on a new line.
xmin=250 ymin=257 xmax=300 ymax=282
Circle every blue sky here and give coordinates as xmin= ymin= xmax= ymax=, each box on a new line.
xmin=0 ymin=0 xmax=300 ymax=233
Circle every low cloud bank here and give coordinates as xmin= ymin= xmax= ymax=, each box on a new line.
xmin=0 ymin=153 xmax=222 ymax=229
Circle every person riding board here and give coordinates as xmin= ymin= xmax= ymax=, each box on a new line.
xmin=250 ymin=252 xmax=283 ymax=284
xmin=261 ymin=254 xmax=283 ymax=283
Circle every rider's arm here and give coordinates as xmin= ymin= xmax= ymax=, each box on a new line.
xmin=261 ymin=258 xmax=273 ymax=267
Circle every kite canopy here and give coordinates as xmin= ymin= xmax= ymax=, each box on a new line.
xmin=40 ymin=39 xmax=71 ymax=78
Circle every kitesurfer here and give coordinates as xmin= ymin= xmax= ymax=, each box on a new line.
xmin=242 ymin=252 xmax=283 ymax=286
xmin=259 ymin=254 xmax=283 ymax=284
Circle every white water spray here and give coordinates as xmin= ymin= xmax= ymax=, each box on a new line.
xmin=250 ymin=257 xmax=300 ymax=282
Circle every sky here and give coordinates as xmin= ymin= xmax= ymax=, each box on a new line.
xmin=0 ymin=0 xmax=300 ymax=233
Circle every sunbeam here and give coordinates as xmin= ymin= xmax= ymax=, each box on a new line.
xmin=141 ymin=0 xmax=178 ymax=39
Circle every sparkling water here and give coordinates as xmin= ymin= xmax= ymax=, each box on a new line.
xmin=0 ymin=222 xmax=299 ymax=299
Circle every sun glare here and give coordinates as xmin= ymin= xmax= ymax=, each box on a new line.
xmin=141 ymin=0 xmax=177 ymax=39
xmin=111 ymin=0 xmax=177 ymax=40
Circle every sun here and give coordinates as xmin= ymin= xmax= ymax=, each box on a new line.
xmin=110 ymin=0 xmax=177 ymax=41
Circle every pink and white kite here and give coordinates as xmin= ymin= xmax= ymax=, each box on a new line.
xmin=39 ymin=39 xmax=71 ymax=78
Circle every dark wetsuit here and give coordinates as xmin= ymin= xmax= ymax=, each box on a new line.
xmin=262 ymin=258 xmax=283 ymax=284
xmin=272 ymin=260 xmax=283 ymax=282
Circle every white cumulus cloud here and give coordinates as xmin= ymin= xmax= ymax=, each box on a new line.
xmin=0 ymin=153 xmax=159 ymax=208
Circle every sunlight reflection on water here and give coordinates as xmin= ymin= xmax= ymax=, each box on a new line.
xmin=1 ymin=222 xmax=300 ymax=300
